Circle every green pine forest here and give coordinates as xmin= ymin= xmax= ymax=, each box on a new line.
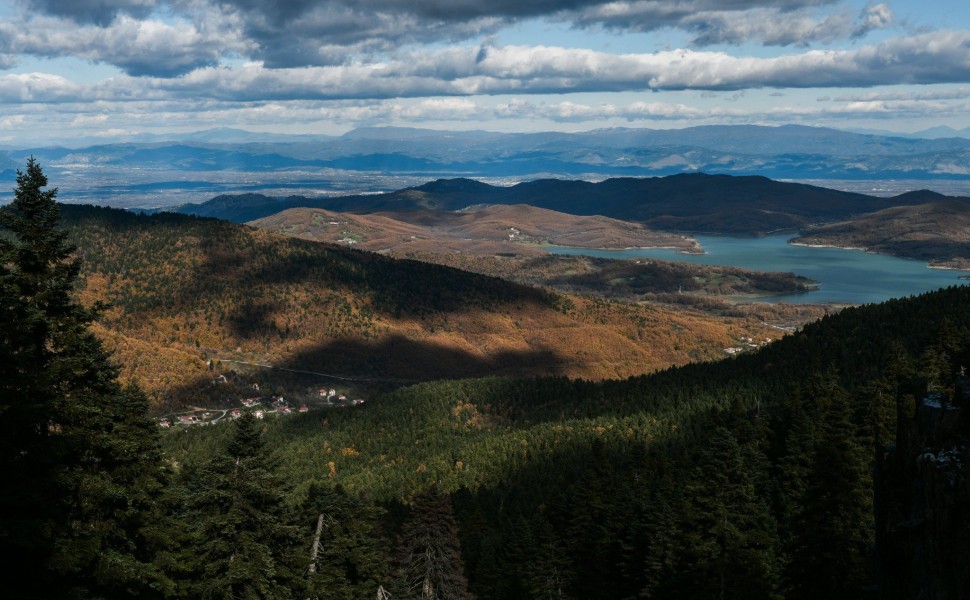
xmin=3 ymin=160 xmax=969 ymax=599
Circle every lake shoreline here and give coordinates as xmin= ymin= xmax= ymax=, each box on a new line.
xmin=548 ymin=234 xmax=970 ymax=305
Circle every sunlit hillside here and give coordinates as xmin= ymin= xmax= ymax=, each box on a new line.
xmin=63 ymin=205 xmax=778 ymax=410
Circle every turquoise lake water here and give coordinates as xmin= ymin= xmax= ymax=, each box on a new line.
xmin=547 ymin=235 xmax=970 ymax=304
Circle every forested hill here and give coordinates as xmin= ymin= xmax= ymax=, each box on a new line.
xmin=173 ymin=173 xmax=945 ymax=234
xmin=60 ymin=204 xmax=774 ymax=408
xmin=166 ymin=284 xmax=970 ymax=599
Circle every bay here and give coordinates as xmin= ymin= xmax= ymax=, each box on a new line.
xmin=547 ymin=234 xmax=970 ymax=304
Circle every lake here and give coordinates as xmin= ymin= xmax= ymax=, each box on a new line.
xmin=547 ymin=235 xmax=970 ymax=304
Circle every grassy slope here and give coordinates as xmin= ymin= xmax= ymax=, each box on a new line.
xmin=248 ymin=204 xmax=699 ymax=253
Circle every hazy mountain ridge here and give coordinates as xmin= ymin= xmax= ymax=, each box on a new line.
xmin=7 ymin=125 xmax=970 ymax=185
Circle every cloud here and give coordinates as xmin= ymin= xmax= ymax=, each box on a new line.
xmin=228 ymin=1 xmax=874 ymax=66
xmin=0 ymin=72 xmax=82 ymax=102
xmin=0 ymin=13 xmax=247 ymax=77
xmin=681 ymin=8 xmax=856 ymax=46
xmin=452 ymin=33 xmax=970 ymax=93
xmin=833 ymin=88 xmax=970 ymax=102
xmin=9 ymin=30 xmax=965 ymax=105
xmin=209 ymin=0 xmax=607 ymax=25
xmin=0 ymin=115 xmax=28 ymax=129
xmin=215 ymin=2 xmax=512 ymax=68
xmin=5 ymin=89 xmax=970 ymax=148
xmin=852 ymin=2 xmax=893 ymax=39
xmin=564 ymin=0 xmax=894 ymax=47
xmin=29 ymin=0 xmax=157 ymax=26
xmin=14 ymin=0 xmax=888 ymax=71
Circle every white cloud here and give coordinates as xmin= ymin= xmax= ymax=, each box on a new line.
xmin=0 ymin=72 xmax=82 ymax=102
xmin=0 ymin=13 xmax=248 ymax=76
xmin=0 ymin=115 xmax=27 ymax=129
xmin=5 ymin=31 xmax=970 ymax=105
xmin=832 ymin=87 xmax=970 ymax=102
xmin=0 ymin=1 xmax=965 ymax=140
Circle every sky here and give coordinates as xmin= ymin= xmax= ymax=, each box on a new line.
xmin=1 ymin=0 xmax=970 ymax=145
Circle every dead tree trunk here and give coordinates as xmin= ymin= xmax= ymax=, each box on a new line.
xmin=308 ymin=513 xmax=325 ymax=574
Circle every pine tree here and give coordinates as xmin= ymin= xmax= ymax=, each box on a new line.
xmin=185 ymin=412 xmax=303 ymax=599
xmin=676 ymin=426 xmax=780 ymax=600
xmin=299 ymin=482 xmax=389 ymax=600
xmin=0 ymin=158 xmax=168 ymax=598
xmin=787 ymin=376 xmax=874 ymax=600
xmin=395 ymin=486 xmax=472 ymax=600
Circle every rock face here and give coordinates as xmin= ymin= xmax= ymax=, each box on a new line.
xmin=876 ymin=381 xmax=970 ymax=600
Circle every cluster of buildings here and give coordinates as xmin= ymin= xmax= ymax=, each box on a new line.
xmin=319 ymin=388 xmax=365 ymax=407
xmin=724 ymin=335 xmax=774 ymax=356
xmin=159 ymin=384 xmax=365 ymax=428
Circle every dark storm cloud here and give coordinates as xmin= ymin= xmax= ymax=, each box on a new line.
xmin=216 ymin=0 xmax=857 ymax=68
xmin=217 ymin=0 xmax=604 ymax=24
xmin=568 ymin=0 xmax=891 ymax=47
xmin=28 ymin=0 xmax=157 ymax=26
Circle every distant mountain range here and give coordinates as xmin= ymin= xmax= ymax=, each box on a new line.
xmin=173 ymin=173 xmax=970 ymax=267
xmin=5 ymin=124 xmax=970 ymax=187
xmin=849 ymin=125 xmax=970 ymax=139
xmin=173 ymin=173 xmax=947 ymax=236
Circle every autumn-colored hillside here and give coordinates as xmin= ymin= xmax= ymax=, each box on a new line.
xmin=248 ymin=204 xmax=699 ymax=254
xmin=62 ymin=205 xmax=779 ymax=411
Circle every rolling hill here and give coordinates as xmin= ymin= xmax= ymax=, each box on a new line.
xmin=791 ymin=196 xmax=970 ymax=269
xmin=61 ymin=205 xmax=781 ymax=410
xmin=247 ymin=205 xmax=819 ymax=304
xmin=248 ymin=204 xmax=700 ymax=254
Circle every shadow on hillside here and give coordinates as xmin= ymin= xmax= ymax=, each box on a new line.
xmin=889 ymin=240 xmax=970 ymax=263
xmin=283 ymin=334 xmax=566 ymax=382
xmin=179 ymin=220 xmax=556 ymax=341
xmin=159 ymin=333 xmax=568 ymax=409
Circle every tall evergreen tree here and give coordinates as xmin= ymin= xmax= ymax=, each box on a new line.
xmin=184 ymin=412 xmax=303 ymax=599
xmin=298 ymin=482 xmax=389 ymax=600
xmin=675 ymin=426 xmax=780 ymax=600
xmin=0 ymin=158 xmax=168 ymax=598
xmin=395 ymin=486 xmax=472 ymax=600
xmin=787 ymin=376 xmax=874 ymax=600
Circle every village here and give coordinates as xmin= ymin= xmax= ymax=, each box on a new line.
xmin=158 ymin=383 xmax=366 ymax=429
xmin=723 ymin=334 xmax=774 ymax=356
